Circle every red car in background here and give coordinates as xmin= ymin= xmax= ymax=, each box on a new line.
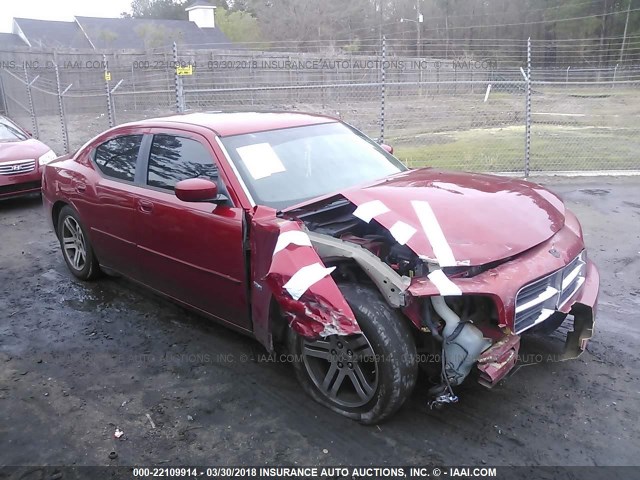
xmin=0 ymin=115 xmax=57 ymax=199
xmin=41 ymin=112 xmax=599 ymax=424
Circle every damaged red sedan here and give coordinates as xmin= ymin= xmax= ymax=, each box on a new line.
xmin=42 ymin=112 xmax=599 ymax=423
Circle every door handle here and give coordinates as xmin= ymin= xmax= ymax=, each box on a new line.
xmin=138 ymin=199 xmax=154 ymax=213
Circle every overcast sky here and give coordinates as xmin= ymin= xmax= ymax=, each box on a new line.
xmin=0 ymin=0 xmax=133 ymax=33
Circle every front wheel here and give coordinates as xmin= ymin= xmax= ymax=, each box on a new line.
xmin=288 ymin=283 xmax=418 ymax=424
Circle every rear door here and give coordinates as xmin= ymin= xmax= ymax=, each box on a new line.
xmin=83 ymin=133 xmax=146 ymax=278
xmin=133 ymin=130 xmax=250 ymax=329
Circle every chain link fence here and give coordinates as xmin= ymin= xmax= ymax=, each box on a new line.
xmin=1 ymin=38 xmax=638 ymax=175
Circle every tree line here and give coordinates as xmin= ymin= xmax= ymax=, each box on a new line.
xmin=124 ymin=0 xmax=640 ymax=66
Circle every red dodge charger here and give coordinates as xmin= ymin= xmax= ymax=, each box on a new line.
xmin=42 ymin=112 xmax=599 ymax=423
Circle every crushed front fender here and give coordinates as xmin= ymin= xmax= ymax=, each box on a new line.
xmin=250 ymin=206 xmax=360 ymax=350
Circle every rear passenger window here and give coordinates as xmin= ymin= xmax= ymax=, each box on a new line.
xmin=94 ymin=135 xmax=142 ymax=182
xmin=147 ymin=134 xmax=218 ymax=191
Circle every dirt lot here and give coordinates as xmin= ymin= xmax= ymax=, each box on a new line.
xmin=1 ymin=177 xmax=639 ymax=468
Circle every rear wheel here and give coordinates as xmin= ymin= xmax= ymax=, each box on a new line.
xmin=57 ymin=206 xmax=101 ymax=280
xmin=288 ymin=283 xmax=418 ymax=424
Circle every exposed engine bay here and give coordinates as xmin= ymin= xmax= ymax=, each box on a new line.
xmin=293 ymin=198 xmax=425 ymax=277
xmin=288 ymin=198 xmax=505 ymax=279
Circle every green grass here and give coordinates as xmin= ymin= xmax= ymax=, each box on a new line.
xmin=392 ymin=124 xmax=640 ymax=172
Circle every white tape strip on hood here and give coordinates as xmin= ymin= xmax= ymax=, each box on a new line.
xmin=353 ymin=200 xmax=390 ymax=223
xmin=283 ymin=263 xmax=337 ymax=301
xmin=428 ymin=269 xmax=462 ymax=296
xmin=411 ymin=200 xmax=457 ymax=267
xmin=273 ymin=230 xmax=312 ymax=255
xmin=389 ymin=221 xmax=417 ymax=245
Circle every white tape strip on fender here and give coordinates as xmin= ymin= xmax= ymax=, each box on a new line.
xmin=283 ymin=263 xmax=336 ymax=301
xmin=411 ymin=200 xmax=457 ymax=267
xmin=273 ymin=230 xmax=312 ymax=255
xmin=428 ymin=269 xmax=462 ymax=296
xmin=353 ymin=200 xmax=390 ymax=223
xmin=389 ymin=221 xmax=417 ymax=245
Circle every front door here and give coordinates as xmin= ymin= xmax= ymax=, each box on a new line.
xmin=132 ymin=131 xmax=250 ymax=330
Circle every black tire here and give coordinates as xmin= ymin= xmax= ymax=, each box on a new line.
xmin=57 ymin=205 xmax=101 ymax=280
xmin=288 ymin=283 xmax=418 ymax=424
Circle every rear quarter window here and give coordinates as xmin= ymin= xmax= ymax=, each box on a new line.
xmin=94 ymin=135 xmax=143 ymax=182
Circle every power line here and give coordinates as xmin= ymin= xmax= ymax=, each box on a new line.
xmin=405 ymin=0 xmax=609 ymax=23
xmin=414 ymin=7 xmax=640 ymax=33
xmin=255 ymin=0 xmax=630 ymax=38
xmin=220 ymin=7 xmax=640 ymax=46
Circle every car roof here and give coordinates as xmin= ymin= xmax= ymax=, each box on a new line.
xmin=134 ymin=111 xmax=339 ymax=137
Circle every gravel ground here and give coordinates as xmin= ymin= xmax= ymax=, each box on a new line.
xmin=0 ymin=177 xmax=639 ymax=468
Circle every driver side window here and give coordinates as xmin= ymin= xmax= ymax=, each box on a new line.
xmin=147 ymin=134 xmax=219 ymax=191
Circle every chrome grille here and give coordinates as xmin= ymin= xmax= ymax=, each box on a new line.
xmin=514 ymin=251 xmax=587 ymax=334
xmin=0 ymin=159 xmax=36 ymax=176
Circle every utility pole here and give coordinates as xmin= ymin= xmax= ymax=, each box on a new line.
xmin=417 ymin=0 xmax=423 ymax=58
xmin=619 ymin=0 xmax=632 ymax=64
xmin=400 ymin=1 xmax=423 ymax=58
xmin=378 ymin=0 xmax=384 ymax=47
xmin=416 ymin=0 xmax=422 ymax=58
xmin=445 ymin=7 xmax=449 ymax=59
xmin=597 ymin=0 xmax=609 ymax=70
xmin=417 ymin=16 xmax=421 ymax=58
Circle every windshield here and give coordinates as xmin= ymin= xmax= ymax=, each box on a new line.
xmin=221 ymin=122 xmax=406 ymax=210
xmin=0 ymin=118 xmax=28 ymax=142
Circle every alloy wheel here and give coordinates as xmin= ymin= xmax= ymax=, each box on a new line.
xmin=61 ymin=216 xmax=87 ymax=271
xmin=301 ymin=334 xmax=379 ymax=408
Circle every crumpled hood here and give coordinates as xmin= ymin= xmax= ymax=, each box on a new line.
xmin=309 ymin=168 xmax=565 ymax=267
xmin=0 ymin=139 xmax=51 ymax=163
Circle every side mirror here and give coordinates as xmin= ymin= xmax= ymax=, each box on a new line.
xmin=381 ymin=143 xmax=394 ymax=154
xmin=175 ymin=178 xmax=226 ymax=203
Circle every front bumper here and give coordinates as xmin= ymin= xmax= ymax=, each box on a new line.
xmin=473 ymin=270 xmax=597 ymax=387
xmin=0 ymin=167 xmax=42 ymax=199
xmin=559 ymin=260 xmax=598 ymax=356
xmin=407 ymin=224 xmax=599 ymax=386
xmin=520 ymin=260 xmax=598 ymax=361
xmin=407 ymin=223 xmax=598 ymax=332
